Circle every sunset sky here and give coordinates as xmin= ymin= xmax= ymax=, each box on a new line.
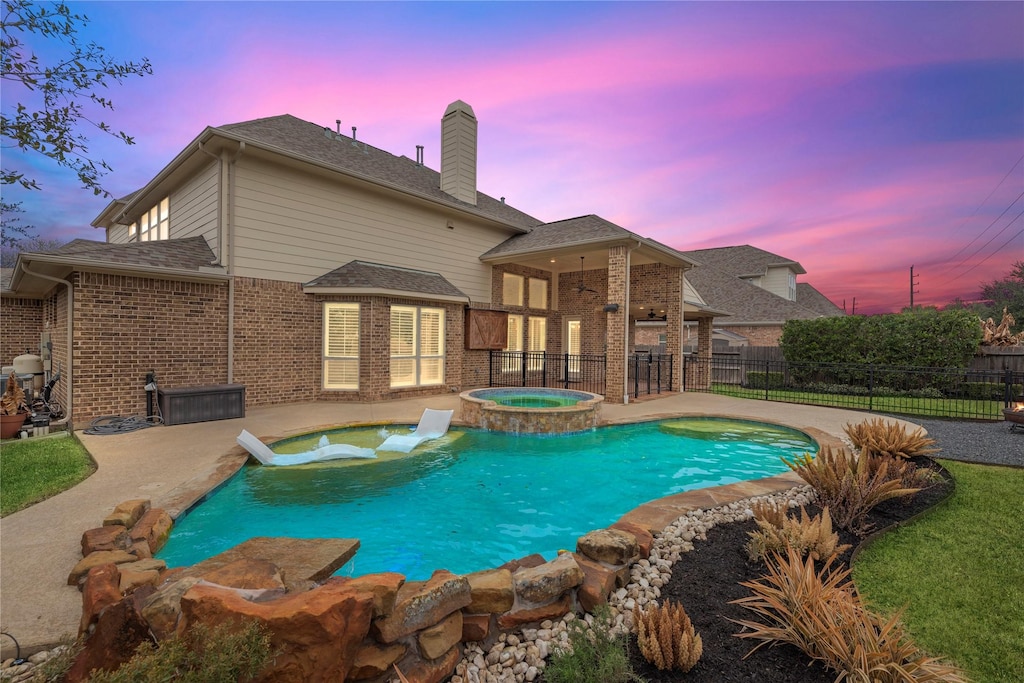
xmin=2 ymin=1 xmax=1022 ymax=315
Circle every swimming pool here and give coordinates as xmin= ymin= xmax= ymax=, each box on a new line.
xmin=159 ymin=418 xmax=816 ymax=580
xmin=460 ymin=387 xmax=603 ymax=433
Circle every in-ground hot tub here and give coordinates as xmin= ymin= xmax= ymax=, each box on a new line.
xmin=460 ymin=387 xmax=604 ymax=434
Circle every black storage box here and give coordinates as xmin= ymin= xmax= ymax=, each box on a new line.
xmin=157 ymin=384 xmax=245 ymax=425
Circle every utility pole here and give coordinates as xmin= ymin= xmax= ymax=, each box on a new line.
xmin=910 ymin=266 xmax=920 ymax=309
xmin=852 ymin=297 xmax=857 ymax=315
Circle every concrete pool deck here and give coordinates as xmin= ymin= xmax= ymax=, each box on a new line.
xmin=0 ymin=392 xmax=903 ymax=656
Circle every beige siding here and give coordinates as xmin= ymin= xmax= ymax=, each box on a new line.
xmin=762 ymin=266 xmax=792 ymax=300
xmin=106 ymin=225 xmax=131 ymax=244
xmin=170 ymin=159 xmax=220 ymax=256
xmin=228 ymin=157 xmax=510 ymax=302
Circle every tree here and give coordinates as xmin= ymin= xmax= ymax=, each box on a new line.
xmin=0 ymin=199 xmax=34 ymax=249
xmin=947 ymin=261 xmax=1024 ymax=325
xmin=1 ymin=0 xmax=151 ymax=196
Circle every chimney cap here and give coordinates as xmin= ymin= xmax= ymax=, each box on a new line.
xmin=443 ymin=100 xmax=476 ymax=118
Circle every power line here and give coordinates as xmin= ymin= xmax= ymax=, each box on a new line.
xmin=943 ymin=208 xmax=1024 ymax=284
xmin=932 ymin=188 xmax=1024 ymax=279
xmin=937 ymin=153 xmax=1024 ymax=267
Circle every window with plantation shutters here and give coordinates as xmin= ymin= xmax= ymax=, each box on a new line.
xmin=323 ymin=303 xmax=359 ymax=389
xmin=527 ymin=316 xmax=546 ymax=370
xmin=391 ymin=305 xmax=445 ymax=388
xmin=503 ymin=314 xmax=523 ymax=373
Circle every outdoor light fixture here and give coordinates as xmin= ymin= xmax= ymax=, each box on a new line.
xmin=603 ymin=303 xmax=620 ymax=312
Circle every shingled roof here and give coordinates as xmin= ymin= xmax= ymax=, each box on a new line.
xmin=683 ymin=245 xmax=806 ymax=277
xmin=684 ymin=262 xmax=837 ymax=324
xmin=31 ymin=236 xmax=220 ymax=271
xmin=304 ymin=261 xmax=467 ymax=301
xmin=216 ymin=115 xmax=543 ymax=232
xmin=796 ymin=282 xmax=845 ymax=316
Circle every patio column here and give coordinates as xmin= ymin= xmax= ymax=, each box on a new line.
xmin=691 ymin=317 xmax=713 ymax=390
xmin=666 ymin=266 xmax=683 ymax=391
xmin=605 ymin=245 xmax=628 ymax=403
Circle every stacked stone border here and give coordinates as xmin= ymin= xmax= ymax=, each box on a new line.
xmin=2 ymin=418 xmax=840 ymax=683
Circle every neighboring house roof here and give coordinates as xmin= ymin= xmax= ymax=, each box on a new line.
xmin=0 ymin=268 xmax=12 ymax=291
xmin=96 ymin=114 xmax=543 ymax=233
xmin=481 ymin=214 xmax=700 ymax=269
xmin=4 ymin=237 xmax=226 ymax=298
xmin=684 ymin=262 xmax=829 ymax=325
xmin=304 ymin=260 xmax=468 ymax=302
xmin=796 ymin=282 xmax=845 ymax=316
xmin=683 ymin=244 xmax=807 ymax=277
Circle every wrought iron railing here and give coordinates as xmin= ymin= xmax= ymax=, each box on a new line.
xmin=682 ymin=354 xmax=1022 ymax=421
xmin=488 ymin=351 xmax=677 ymax=398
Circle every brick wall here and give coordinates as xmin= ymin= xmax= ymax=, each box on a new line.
xmin=43 ymin=288 xmax=69 ymax=420
xmin=0 ymin=297 xmax=43 ymax=364
xmin=72 ymin=273 xmax=230 ymax=424
xmin=233 ymin=277 xmax=318 ymax=407
xmin=557 ymin=267 xmax=608 ymax=355
xmin=716 ymin=324 xmax=784 ymax=346
xmin=604 ymin=246 xmax=627 ymax=403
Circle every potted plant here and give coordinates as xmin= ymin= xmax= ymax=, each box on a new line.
xmin=1 ymin=371 xmax=30 ymax=439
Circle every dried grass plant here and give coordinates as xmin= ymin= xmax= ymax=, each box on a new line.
xmin=731 ymin=548 xmax=968 ymax=682
xmin=1 ymin=371 xmax=28 ymax=416
xmin=784 ymin=446 xmax=920 ymax=536
xmin=633 ymin=600 xmax=703 ymax=672
xmin=746 ymin=506 xmax=851 ymax=563
xmin=844 ymin=419 xmax=939 ymax=460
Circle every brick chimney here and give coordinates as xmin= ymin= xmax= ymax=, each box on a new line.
xmin=440 ymin=100 xmax=477 ymax=205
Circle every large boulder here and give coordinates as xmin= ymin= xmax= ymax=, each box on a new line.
xmin=576 ymin=528 xmax=639 ymax=566
xmin=337 ymin=572 xmax=405 ymax=617
xmin=573 ymin=554 xmax=618 ymax=613
xmin=610 ymin=520 xmax=654 ymax=559
xmin=464 ymin=567 xmax=514 ymax=613
xmin=180 ymin=579 xmax=375 ymax=683
xmin=498 ymin=594 xmax=573 ymax=630
xmin=198 ymin=558 xmax=285 ymax=591
xmin=81 ymin=525 xmax=132 ymax=555
xmin=79 ymin=564 xmax=122 ymax=636
xmin=68 ymin=550 xmax=138 ymax=586
xmin=130 ymin=508 xmax=174 ymax=555
xmin=348 ymin=642 xmax=407 ymax=681
xmin=417 ymin=611 xmax=463 ymax=660
xmin=65 ymin=596 xmax=153 ymax=682
xmin=512 ymin=553 xmax=583 ymax=606
xmin=396 ymin=645 xmax=461 ymax=683
xmin=373 ymin=570 xmax=472 ymax=643
xmin=141 ymin=576 xmax=203 ymax=641
xmin=104 ymin=499 xmax=150 ymax=528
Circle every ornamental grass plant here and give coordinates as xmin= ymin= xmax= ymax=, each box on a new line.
xmin=844 ymin=418 xmax=940 ymax=460
xmin=784 ymin=446 xmax=920 ymax=535
xmin=745 ymin=503 xmax=850 ymax=563
xmin=732 ymin=548 xmax=967 ymax=683
xmin=633 ymin=600 xmax=702 ymax=672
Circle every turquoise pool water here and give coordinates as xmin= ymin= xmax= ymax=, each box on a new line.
xmin=159 ymin=418 xmax=815 ymax=580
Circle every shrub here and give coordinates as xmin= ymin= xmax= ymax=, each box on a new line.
xmin=731 ymin=548 xmax=968 ymax=682
xmin=783 ymin=447 xmax=920 ymax=535
xmin=745 ymin=505 xmax=850 ymax=563
xmin=545 ymin=605 xmax=644 ymax=683
xmin=955 ymin=381 xmax=1022 ymax=401
xmin=745 ymin=371 xmax=786 ymax=390
xmin=633 ymin=600 xmax=702 ymax=672
xmin=844 ymin=419 xmax=939 ymax=460
xmin=86 ymin=620 xmax=273 ymax=683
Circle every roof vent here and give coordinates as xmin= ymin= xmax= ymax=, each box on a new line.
xmin=351 ymin=126 xmax=358 ymax=145
xmin=416 ymin=145 xmax=424 ymax=166
xmin=336 ymin=119 xmax=341 ymax=134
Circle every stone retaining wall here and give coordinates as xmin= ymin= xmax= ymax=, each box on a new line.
xmin=66 ymin=498 xmax=654 ymax=683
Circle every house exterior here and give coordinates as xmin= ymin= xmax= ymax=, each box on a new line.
xmin=1 ymin=101 xmax=723 ymax=427
xmin=668 ymin=245 xmax=844 ymax=347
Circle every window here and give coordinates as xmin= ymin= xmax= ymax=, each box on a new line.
xmin=503 ymin=273 xmax=524 ymax=306
xmin=130 ymin=197 xmax=169 ymax=241
xmin=788 ymin=272 xmax=797 ymax=301
xmin=503 ymin=314 xmax=523 ymax=372
xmin=391 ymin=306 xmax=445 ymax=388
xmin=528 ymin=278 xmax=547 ymax=309
xmin=528 ymin=316 xmax=547 ymax=370
xmin=323 ymin=303 xmax=359 ymax=389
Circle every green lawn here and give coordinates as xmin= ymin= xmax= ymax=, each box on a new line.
xmin=0 ymin=434 xmax=95 ymax=516
xmin=852 ymin=460 xmax=1024 ymax=683
xmin=711 ymin=384 xmax=1004 ymax=420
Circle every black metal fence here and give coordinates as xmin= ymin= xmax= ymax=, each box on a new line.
xmin=683 ymin=354 xmax=1023 ymax=421
xmin=487 ymin=351 xmax=675 ymax=399
xmin=489 ymin=351 xmax=607 ymax=395
xmin=628 ymin=352 xmax=673 ymax=398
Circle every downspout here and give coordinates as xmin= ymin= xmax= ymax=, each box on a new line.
xmin=199 ymin=141 xmax=234 ymax=382
xmin=20 ymin=265 xmax=73 ymax=432
xmin=225 ymin=142 xmax=245 ymax=383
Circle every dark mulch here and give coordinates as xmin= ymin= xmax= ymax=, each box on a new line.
xmin=626 ymin=457 xmax=954 ymax=683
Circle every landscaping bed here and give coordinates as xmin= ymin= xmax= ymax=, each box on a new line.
xmin=625 ymin=457 xmax=953 ymax=683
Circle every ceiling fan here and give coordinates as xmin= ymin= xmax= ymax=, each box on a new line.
xmin=647 ymin=309 xmax=667 ymax=322
xmin=574 ymin=256 xmax=599 ymax=294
